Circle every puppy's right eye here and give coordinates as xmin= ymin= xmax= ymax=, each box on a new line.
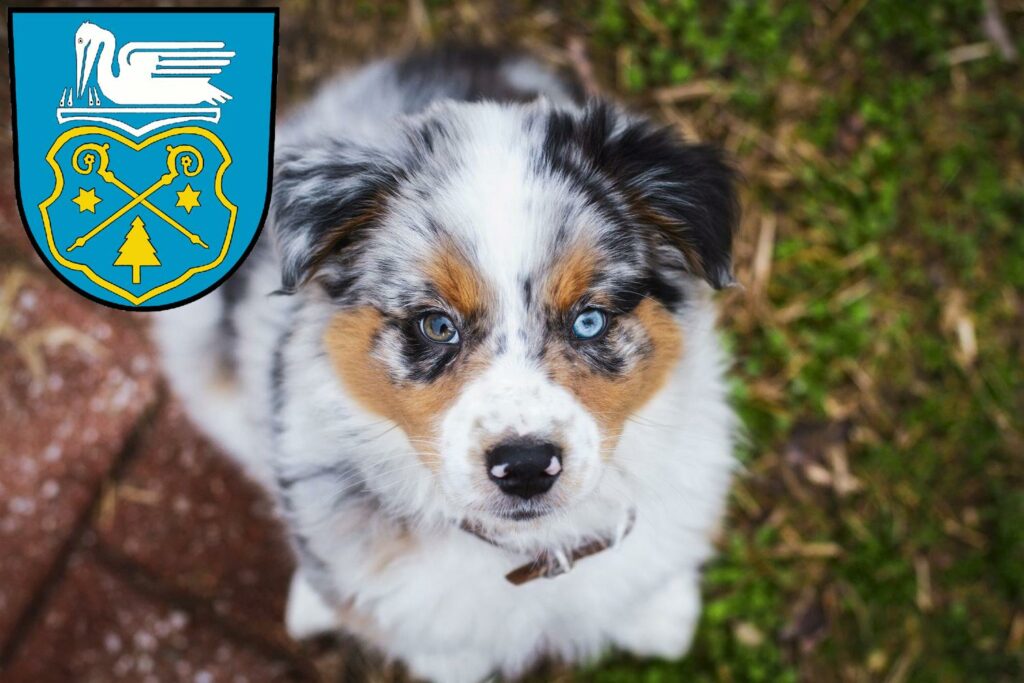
xmin=418 ymin=312 xmax=460 ymax=345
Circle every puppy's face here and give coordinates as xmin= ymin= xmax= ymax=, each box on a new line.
xmin=273 ymin=101 xmax=736 ymax=524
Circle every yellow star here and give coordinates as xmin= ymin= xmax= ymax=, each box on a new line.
xmin=175 ymin=184 xmax=201 ymax=214
xmin=72 ymin=187 xmax=101 ymax=213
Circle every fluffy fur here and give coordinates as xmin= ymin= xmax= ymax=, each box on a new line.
xmin=154 ymin=47 xmax=739 ymax=683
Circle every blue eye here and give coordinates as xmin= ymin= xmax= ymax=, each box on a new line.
xmin=419 ymin=312 xmax=460 ymax=344
xmin=571 ymin=309 xmax=608 ymax=340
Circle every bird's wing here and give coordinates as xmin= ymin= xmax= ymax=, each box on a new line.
xmin=118 ymin=42 xmax=235 ymax=77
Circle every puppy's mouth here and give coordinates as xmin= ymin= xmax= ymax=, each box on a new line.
xmin=488 ymin=498 xmax=555 ymax=522
xmin=497 ymin=507 xmax=548 ymax=521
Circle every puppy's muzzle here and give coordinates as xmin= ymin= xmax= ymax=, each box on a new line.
xmin=485 ymin=439 xmax=563 ymax=500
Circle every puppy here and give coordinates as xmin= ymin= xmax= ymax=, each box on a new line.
xmin=154 ymin=47 xmax=739 ymax=683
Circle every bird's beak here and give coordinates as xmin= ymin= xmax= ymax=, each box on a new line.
xmin=76 ymin=40 xmax=96 ymax=97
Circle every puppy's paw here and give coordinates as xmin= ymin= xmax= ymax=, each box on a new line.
xmin=610 ymin=574 xmax=701 ymax=660
xmin=285 ymin=571 xmax=338 ymax=640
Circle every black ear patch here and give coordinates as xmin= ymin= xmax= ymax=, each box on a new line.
xmin=271 ymin=140 xmax=404 ymax=293
xmin=545 ymin=102 xmax=740 ymax=289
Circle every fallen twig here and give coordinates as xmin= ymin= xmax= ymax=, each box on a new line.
xmin=566 ymin=36 xmax=600 ymax=96
xmin=983 ymin=0 xmax=1019 ymax=62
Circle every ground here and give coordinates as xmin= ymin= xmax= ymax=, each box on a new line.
xmin=0 ymin=1 xmax=1022 ymax=682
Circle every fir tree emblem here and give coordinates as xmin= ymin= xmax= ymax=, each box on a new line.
xmin=114 ymin=216 xmax=161 ymax=284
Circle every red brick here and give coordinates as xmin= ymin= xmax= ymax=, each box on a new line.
xmin=2 ymin=548 xmax=310 ymax=683
xmin=0 ymin=264 xmax=158 ymax=647
xmin=94 ymin=398 xmax=295 ymax=643
xmin=0 ymin=56 xmax=33 ymax=260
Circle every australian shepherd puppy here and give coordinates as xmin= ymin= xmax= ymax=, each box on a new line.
xmin=154 ymin=47 xmax=739 ymax=683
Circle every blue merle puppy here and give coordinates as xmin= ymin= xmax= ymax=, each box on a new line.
xmin=155 ymin=46 xmax=738 ymax=683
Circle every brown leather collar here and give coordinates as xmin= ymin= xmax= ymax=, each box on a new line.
xmin=460 ymin=508 xmax=637 ymax=586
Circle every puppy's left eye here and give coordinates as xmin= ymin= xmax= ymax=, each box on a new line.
xmin=571 ymin=308 xmax=608 ymax=340
xmin=419 ymin=312 xmax=460 ymax=345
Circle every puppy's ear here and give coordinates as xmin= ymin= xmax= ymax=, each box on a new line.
xmin=270 ymin=140 xmax=402 ymax=292
xmin=553 ymin=103 xmax=740 ymax=289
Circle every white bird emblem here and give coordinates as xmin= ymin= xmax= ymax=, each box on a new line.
xmin=74 ymin=21 xmax=234 ymax=106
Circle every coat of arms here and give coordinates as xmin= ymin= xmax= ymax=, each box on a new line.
xmin=9 ymin=8 xmax=277 ymax=309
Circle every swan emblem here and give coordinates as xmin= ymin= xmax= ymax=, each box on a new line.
xmin=72 ymin=21 xmax=235 ymax=107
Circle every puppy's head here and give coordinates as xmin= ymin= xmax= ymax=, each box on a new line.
xmin=272 ymin=100 xmax=737 ymax=525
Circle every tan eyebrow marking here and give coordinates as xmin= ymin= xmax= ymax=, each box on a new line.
xmin=425 ymin=243 xmax=486 ymax=317
xmin=545 ymin=243 xmax=598 ymax=312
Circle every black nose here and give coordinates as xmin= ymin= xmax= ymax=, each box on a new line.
xmin=485 ymin=439 xmax=563 ymax=500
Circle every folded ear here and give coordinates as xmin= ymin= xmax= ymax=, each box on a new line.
xmin=270 ymin=140 xmax=402 ymax=292
xmin=551 ymin=102 xmax=740 ymax=289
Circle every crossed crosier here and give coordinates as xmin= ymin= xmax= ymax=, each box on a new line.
xmin=66 ymin=141 xmax=209 ymax=252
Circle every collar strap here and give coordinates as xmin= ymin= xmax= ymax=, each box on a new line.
xmin=460 ymin=507 xmax=637 ymax=586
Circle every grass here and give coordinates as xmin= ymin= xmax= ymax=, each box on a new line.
xmin=581 ymin=2 xmax=1023 ymax=681
xmin=272 ymin=1 xmax=1024 ymax=680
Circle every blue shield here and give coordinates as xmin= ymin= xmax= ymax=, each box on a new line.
xmin=9 ymin=8 xmax=277 ymax=309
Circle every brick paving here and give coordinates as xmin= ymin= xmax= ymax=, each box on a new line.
xmin=0 ymin=14 xmax=350 ymax=674
xmin=0 ymin=256 xmax=158 ymax=648
xmin=4 ymin=545 xmax=304 ymax=683
xmin=0 ymin=227 xmax=405 ymax=681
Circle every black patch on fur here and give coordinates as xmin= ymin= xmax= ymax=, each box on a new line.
xmin=541 ymin=102 xmax=739 ymax=292
xmin=393 ymin=316 xmax=462 ymax=383
xmin=640 ymin=271 xmax=684 ymax=311
xmin=322 ymin=272 xmax=360 ymax=301
xmin=394 ymin=308 xmax=492 ymax=384
xmin=216 ymin=272 xmax=246 ymax=376
xmin=539 ymin=110 xmax=632 ymax=232
xmin=215 ymin=238 xmax=268 ymax=376
xmin=573 ymin=341 xmax=627 ymax=376
xmin=605 ymin=278 xmax=649 ymax=314
xmin=493 ymin=332 xmax=508 ymax=356
xmin=421 ymin=217 xmax=444 ymax=238
xmin=269 ymin=318 xmax=293 ymax=442
xmin=271 ymin=141 xmax=406 ymax=295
